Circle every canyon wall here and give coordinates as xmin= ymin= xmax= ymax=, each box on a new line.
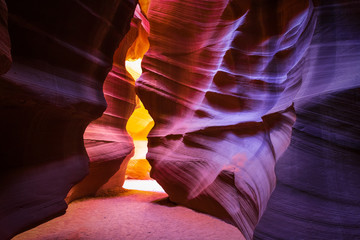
xmin=0 ymin=1 xmax=137 ymax=239
xmin=254 ymin=1 xmax=360 ymax=239
xmin=67 ymin=5 xmax=150 ymax=200
xmin=66 ymin=13 xmax=142 ymax=202
xmin=136 ymin=0 xmax=315 ymax=238
xmin=137 ymin=0 xmax=360 ymax=239
xmin=254 ymin=88 xmax=360 ymax=239
xmin=0 ymin=0 xmax=359 ymax=239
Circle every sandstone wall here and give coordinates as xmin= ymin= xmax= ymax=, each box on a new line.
xmin=0 ymin=1 xmax=137 ymax=239
xmin=136 ymin=0 xmax=360 ymax=239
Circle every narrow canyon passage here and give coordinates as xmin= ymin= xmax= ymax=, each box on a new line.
xmin=1 ymin=1 xmax=360 ymax=240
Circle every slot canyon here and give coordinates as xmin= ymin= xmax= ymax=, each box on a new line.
xmin=0 ymin=0 xmax=359 ymax=239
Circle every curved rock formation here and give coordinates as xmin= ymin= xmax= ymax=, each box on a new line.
xmin=67 ymin=6 xmax=151 ymax=199
xmin=136 ymin=0 xmax=360 ymax=239
xmin=254 ymin=1 xmax=360 ymax=239
xmin=66 ymin=16 xmax=140 ymax=202
xmin=254 ymin=89 xmax=360 ymax=240
xmin=1 ymin=0 xmax=359 ymax=239
xmin=0 ymin=1 xmax=137 ymax=239
xmin=136 ymin=0 xmax=316 ymax=238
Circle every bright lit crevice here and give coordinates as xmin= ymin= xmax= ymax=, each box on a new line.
xmin=122 ymin=179 xmax=166 ymax=193
xmin=123 ymin=4 xmax=163 ymax=193
xmin=125 ymin=58 xmax=163 ymax=193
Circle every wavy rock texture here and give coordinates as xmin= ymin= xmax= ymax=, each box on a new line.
xmin=68 ymin=6 xmax=151 ymax=200
xmin=0 ymin=0 xmax=11 ymax=74
xmin=254 ymin=1 xmax=360 ymax=239
xmin=0 ymin=0 xmax=137 ymax=239
xmin=254 ymin=89 xmax=360 ymax=240
xmin=123 ymin=6 xmax=153 ymax=180
xmin=136 ymin=0 xmax=316 ymax=238
xmin=66 ymin=16 xmax=140 ymax=202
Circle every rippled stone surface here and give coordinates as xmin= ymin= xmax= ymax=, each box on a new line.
xmin=0 ymin=1 xmax=137 ymax=239
xmin=1 ymin=0 xmax=359 ymax=239
xmin=136 ymin=0 xmax=316 ymax=238
xmin=137 ymin=0 xmax=360 ymax=238
xmin=66 ymin=17 xmax=140 ymax=202
xmin=254 ymin=1 xmax=360 ymax=239
xmin=254 ymin=88 xmax=360 ymax=239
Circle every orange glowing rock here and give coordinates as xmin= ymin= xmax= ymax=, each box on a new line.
xmin=125 ymin=158 xmax=152 ymax=179
xmin=139 ymin=0 xmax=150 ymax=16
xmin=126 ymin=100 xmax=154 ymax=140
xmin=125 ymin=55 xmax=154 ymax=143
xmin=67 ymin=6 xmax=143 ymax=201
xmin=125 ymin=58 xmax=154 ymax=179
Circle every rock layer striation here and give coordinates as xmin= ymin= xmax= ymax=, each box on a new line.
xmin=0 ymin=1 xmax=137 ymax=239
xmin=136 ymin=0 xmax=316 ymax=238
xmin=254 ymin=1 xmax=360 ymax=239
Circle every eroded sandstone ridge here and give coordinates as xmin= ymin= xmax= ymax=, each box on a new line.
xmin=136 ymin=0 xmax=316 ymax=238
xmin=137 ymin=0 xmax=360 ymax=238
xmin=0 ymin=0 xmax=137 ymax=239
xmin=1 ymin=0 xmax=359 ymax=239
xmin=66 ymin=12 xmax=142 ymax=202
xmin=254 ymin=1 xmax=360 ymax=239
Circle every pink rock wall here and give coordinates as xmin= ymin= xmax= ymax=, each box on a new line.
xmin=136 ymin=0 xmax=316 ymax=238
xmin=0 ymin=0 xmax=137 ymax=239
xmin=1 ymin=0 xmax=359 ymax=239
xmin=66 ymin=17 xmax=141 ymax=202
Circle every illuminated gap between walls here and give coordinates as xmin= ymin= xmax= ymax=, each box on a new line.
xmin=123 ymin=179 xmax=166 ymax=193
xmin=124 ymin=58 xmax=164 ymax=193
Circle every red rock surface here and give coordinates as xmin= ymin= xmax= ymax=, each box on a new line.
xmin=1 ymin=0 xmax=360 ymax=239
xmin=136 ymin=0 xmax=316 ymax=238
xmin=66 ymin=17 xmax=140 ymax=202
xmin=135 ymin=0 xmax=360 ymax=238
xmin=0 ymin=1 xmax=137 ymax=239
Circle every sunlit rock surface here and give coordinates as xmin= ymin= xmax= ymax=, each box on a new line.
xmin=137 ymin=0 xmax=360 ymax=239
xmin=0 ymin=1 xmax=137 ymax=239
xmin=68 ymin=8 xmax=151 ymax=198
xmin=124 ymin=6 xmax=154 ymax=180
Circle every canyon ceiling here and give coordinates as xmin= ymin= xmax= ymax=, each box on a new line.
xmin=0 ymin=0 xmax=359 ymax=239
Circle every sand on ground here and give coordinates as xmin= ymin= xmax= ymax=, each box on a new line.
xmin=13 ymin=180 xmax=245 ymax=240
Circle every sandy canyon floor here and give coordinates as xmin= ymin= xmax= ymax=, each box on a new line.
xmin=13 ymin=180 xmax=244 ymax=240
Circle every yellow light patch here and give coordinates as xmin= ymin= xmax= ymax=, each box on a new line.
xmin=125 ymin=58 xmax=155 ymax=183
